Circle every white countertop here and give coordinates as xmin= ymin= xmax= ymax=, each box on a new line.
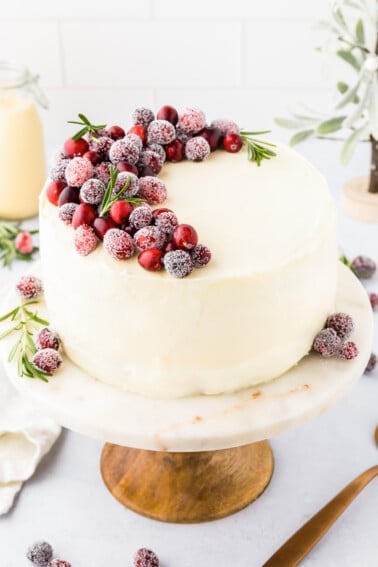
xmin=0 ymin=139 xmax=377 ymax=567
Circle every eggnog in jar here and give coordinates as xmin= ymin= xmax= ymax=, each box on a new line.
xmin=0 ymin=62 xmax=46 ymax=219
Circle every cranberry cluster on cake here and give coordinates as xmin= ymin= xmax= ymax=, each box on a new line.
xmin=46 ymin=106 xmax=252 ymax=278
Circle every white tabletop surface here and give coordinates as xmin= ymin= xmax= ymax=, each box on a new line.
xmin=0 ymin=139 xmax=377 ymax=567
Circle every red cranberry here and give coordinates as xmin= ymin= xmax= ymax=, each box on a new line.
xmin=64 ymin=137 xmax=89 ymax=158
xmin=163 ymin=241 xmax=176 ymax=254
xmin=83 ymin=150 xmax=101 ymax=165
xmin=108 ymin=125 xmax=125 ymax=140
xmin=110 ymin=200 xmax=134 ymax=225
xmin=72 ymin=203 xmax=96 ymax=229
xmin=173 ymin=224 xmax=198 ymax=250
xmin=93 ymin=216 xmax=117 ymax=240
xmin=223 ymin=133 xmax=243 ymax=153
xmin=157 ymin=105 xmax=179 ymax=126
xmin=198 ymin=127 xmax=222 ymax=151
xmin=165 ymin=139 xmax=185 ymax=162
xmin=128 ymin=124 xmax=147 ymax=144
xmin=58 ymin=186 xmax=80 ymax=206
xmin=117 ymin=161 xmax=139 ymax=176
xmin=138 ymin=165 xmax=155 ymax=178
xmin=138 ymin=248 xmax=163 ymax=271
xmin=46 ymin=180 xmax=66 ymax=206
xmin=15 ymin=232 xmax=33 ymax=254
xmin=152 ymin=207 xmax=173 ymax=220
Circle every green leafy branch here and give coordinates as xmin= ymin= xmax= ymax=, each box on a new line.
xmin=240 ymin=130 xmax=277 ymax=166
xmin=67 ymin=113 xmax=107 ymax=141
xmin=98 ymin=166 xmax=145 ymax=216
xmin=0 ymin=221 xmax=38 ymax=268
xmin=0 ymin=301 xmax=50 ymax=381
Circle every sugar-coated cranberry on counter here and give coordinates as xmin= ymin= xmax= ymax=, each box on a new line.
xmin=108 ymin=125 xmax=125 ymax=140
xmin=163 ymin=249 xmax=194 ymax=278
xmin=33 ymin=348 xmax=63 ymax=373
xmin=198 ymin=127 xmax=222 ymax=151
xmin=72 ymin=203 xmax=97 ymax=229
xmin=173 ymin=224 xmax=198 ymax=250
xmin=134 ymin=226 xmax=165 ymax=251
xmin=16 ymin=275 xmax=43 ymax=300
xmin=15 ymin=232 xmax=33 ymax=255
xmin=26 ymin=541 xmax=53 ymax=566
xmin=58 ymin=186 xmax=80 ymax=207
xmin=191 ymin=244 xmax=212 ymax=268
xmin=83 ymin=150 xmax=101 ymax=165
xmin=138 ymin=177 xmax=167 ymax=205
xmin=222 ymin=133 xmax=243 ymax=153
xmin=63 ymin=137 xmax=89 ymax=158
xmin=178 ymin=107 xmax=206 ymax=134
xmin=93 ymin=216 xmax=117 ymax=240
xmin=185 ymin=137 xmax=210 ymax=162
xmin=138 ymin=248 xmax=163 ymax=272
xmin=134 ymin=547 xmax=160 ymax=567
xmin=132 ymin=107 xmax=155 ymax=128
xmin=157 ymin=105 xmax=179 ymax=126
xmin=109 ymin=200 xmax=134 ymax=225
xmin=46 ymin=180 xmax=66 ymax=206
xmin=147 ymin=120 xmax=176 ymax=145
xmin=59 ymin=203 xmax=78 ymax=225
xmin=74 ymin=224 xmax=98 ymax=256
xmin=165 ymin=139 xmax=185 ymax=162
xmin=65 ymin=156 xmax=94 ymax=187
xmin=116 ymin=161 xmax=139 ymax=176
xmin=128 ymin=124 xmax=147 ymax=144
xmin=103 ymin=228 xmax=135 ymax=260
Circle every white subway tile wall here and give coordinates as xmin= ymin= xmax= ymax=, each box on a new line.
xmin=0 ymin=0 xmax=343 ymax=142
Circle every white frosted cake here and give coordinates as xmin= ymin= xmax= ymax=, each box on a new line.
xmin=39 ymin=108 xmax=338 ymax=399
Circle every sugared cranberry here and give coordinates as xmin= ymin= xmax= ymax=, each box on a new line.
xmin=134 ymin=226 xmax=165 ymax=251
xmin=36 ymin=328 xmax=60 ymax=351
xmin=74 ymin=224 xmax=98 ymax=256
xmin=109 ymin=138 xmax=140 ymax=165
xmin=110 ymin=200 xmax=134 ymax=225
xmin=210 ymin=119 xmax=240 ymax=135
xmin=128 ymin=124 xmax=147 ymax=144
xmin=152 ymin=207 xmax=173 ymax=219
xmin=103 ymin=228 xmax=135 ymax=260
xmin=338 ymin=341 xmax=359 ymax=360
xmin=108 ymin=125 xmax=125 ymax=140
xmin=129 ymin=205 xmax=153 ymax=229
xmin=26 ymin=541 xmax=53 ymax=566
xmin=173 ymin=224 xmax=198 ymax=250
xmin=350 ymin=255 xmax=376 ymax=279
xmin=163 ymin=250 xmax=193 ymax=278
xmin=132 ymin=107 xmax=155 ymax=128
xmin=15 ymin=232 xmax=33 ymax=255
xmin=58 ymin=186 xmax=80 ymax=207
xmin=198 ymin=127 xmax=222 ymax=151
xmin=134 ymin=547 xmax=159 ymax=567
xmin=117 ymin=161 xmax=139 ymax=176
xmin=165 ymin=139 xmax=185 ymax=162
xmin=147 ymin=120 xmax=176 ymax=145
xmin=50 ymin=159 xmax=70 ymax=182
xmin=365 ymin=352 xmax=377 ymax=374
xmin=155 ymin=211 xmax=178 ymax=239
xmin=313 ymin=328 xmax=340 ymax=357
xmin=95 ymin=162 xmax=112 ymax=185
xmin=125 ymin=133 xmax=143 ymax=152
xmin=59 ymin=202 xmax=78 ymax=225
xmin=48 ymin=561 xmax=72 ymax=567
xmin=65 ymin=157 xmax=94 ymax=187
xmin=326 ymin=313 xmax=354 ymax=340
xmin=16 ymin=275 xmax=43 ymax=300
xmin=223 ymin=133 xmax=243 ymax=153
xmin=191 ymin=244 xmax=212 ymax=268
xmin=93 ymin=216 xmax=117 ymax=240
xmin=185 ymin=137 xmax=210 ymax=162
xmin=175 ymin=127 xmax=191 ymax=144
xmin=88 ymin=135 xmax=113 ymax=160
xmin=178 ymin=107 xmax=206 ymax=134
xmin=138 ymin=150 xmax=162 ymax=175
xmin=138 ymin=177 xmax=167 ymax=205
xmin=157 ymin=105 xmax=179 ymax=125
xmin=72 ymin=203 xmax=96 ymax=229
xmin=147 ymin=143 xmax=166 ymax=164
xmin=138 ymin=248 xmax=163 ymax=272
xmin=64 ymin=137 xmax=89 ymax=158
xmin=46 ymin=180 xmax=66 ymax=206
xmin=369 ymin=292 xmax=378 ymax=311
xmin=80 ymin=178 xmax=106 ymax=205
xmin=113 ymin=172 xmax=139 ymax=198
xmin=33 ymin=348 xmax=62 ymax=373
xmin=83 ymin=150 xmax=101 ymax=165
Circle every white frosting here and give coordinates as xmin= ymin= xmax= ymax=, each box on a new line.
xmin=39 ymin=145 xmax=338 ymax=398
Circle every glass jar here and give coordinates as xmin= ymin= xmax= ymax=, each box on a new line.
xmin=0 ymin=61 xmax=47 ymax=219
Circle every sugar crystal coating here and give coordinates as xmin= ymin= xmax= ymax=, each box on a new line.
xmin=164 ymin=250 xmax=193 ymax=278
xmin=134 ymin=547 xmax=159 ymax=567
xmin=132 ymin=107 xmax=155 ymax=127
xmin=109 ymin=138 xmax=140 ymax=165
xmin=16 ymin=275 xmax=43 ymax=300
xmin=134 ymin=226 xmax=165 ymax=250
xmin=313 ymin=328 xmax=340 ymax=357
xmin=48 ymin=561 xmax=72 ymax=567
xmin=191 ymin=244 xmax=212 ymax=268
xmin=50 ymin=159 xmax=70 ymax=182
xmin=338 ymin=341 xmax=359 ymax=360
xmin=147 ymin=142 xmax=166 ymax=164
xmin=65 ymin=157 xmax=94 ymax=187
xmin=129 ymin=205 xmax=153 ymax=229
xmin=74 ymin=225 xmax=98 ymax=256
xmin=326 ymin=312 xmax=354 ymax=340
xmin=113 ymin=172 xmax=139 ymax=198
xmin=36 ymin=327 xmax=60 ymax=350
xmin=210 ymin=118 xmax=240 ymax=135
xmin=33 ymin=348 xmax=62 ymax=373
xmin=95 ymin=161 xmax=112 ymax=185
xmin=155 ymin=211 xmax=178 ymax=239
xmin=26 ymin=541 xmax=53 ymax=566
xmin=138 ymin=150 xmax=163 ymax=175
xmin=178 ymin=107 xmax=206 ymax=134
xmin=125 ymin=132 xmax=143 ymax=152
xmin=59 ymin=202 xmax=78 ymax=225
xmin=104 ymin=228 xmax=135 ymax=260
xmin=88 ymin=135 xmax=113 ymax=159
xmin=138 ymin=177 xmax=167 ymax=205
xmin=80 ymin=178 xmax=106 ymax=205
xmin=147 ymin=120 xmax=176 ymax=145
xmin=185 ymin=136 xmax=210 ymax=162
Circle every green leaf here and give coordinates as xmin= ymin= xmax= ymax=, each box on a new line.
xmin=336 ymin=78 xmax=362 ymax=109
xmin=78 ymin=113 xmax=90 ymax=125
xmin=289 ymin=130 xmax=315 ymax=146
xmin=72 ymin=127 xmax=88 ymax=142
xmin=355 ymin=19 xmax=365 ymax=44
xmin=274 ymin=118 xmax=309 ymax=130
xmin=316 ymin=116 xmax=346 ymax=135
xmin=340 ymin=125 xmax=368 ymax=164
xmin=339 ymin=254 xmax=350 ymax=266
xmin=337 ymin=50 xmax=361 ymax=71
xmin=337 ymin=81 xmax=349 ymax=94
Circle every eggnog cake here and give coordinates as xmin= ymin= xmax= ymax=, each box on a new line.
xmin=39 ymin=107 xmax=338 ymax=398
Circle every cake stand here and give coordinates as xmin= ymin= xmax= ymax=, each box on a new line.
xmin=0 ymin=264 xmax=373 ymax=523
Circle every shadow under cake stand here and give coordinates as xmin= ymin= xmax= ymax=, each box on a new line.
xmin=0 ymin=264 xmax=373 ymax=523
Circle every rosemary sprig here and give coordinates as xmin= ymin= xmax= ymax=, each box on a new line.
xmin=67 ymin=113 xmax=107 ymax=141
xmin=240 ymin=130 xmax=277 ymax=166
xmin=0 ymin=301 xmax=50 ymax=381
xmin=0 ymin=221 xmax=38 ymax=268
xmin=98 ymin=166 xmax=145 ymax=217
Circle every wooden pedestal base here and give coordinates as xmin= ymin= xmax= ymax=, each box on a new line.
xmin=341 ymin=176 xmax=378 ymax=223
xmin=100 ymin=441 xmax=274 ymax=523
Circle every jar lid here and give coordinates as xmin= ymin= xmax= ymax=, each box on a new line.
xmin=0 ymin=60 xmax=48 ymax=109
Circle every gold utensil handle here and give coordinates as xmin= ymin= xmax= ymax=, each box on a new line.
xmin=263 ymin=465 xmax=378 ymax=567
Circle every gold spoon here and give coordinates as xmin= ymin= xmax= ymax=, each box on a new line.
xmin=263 ymin=465 xmax=378 ymax=567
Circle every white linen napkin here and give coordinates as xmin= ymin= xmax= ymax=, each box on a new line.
xmin=0 ymin=271 xmax=61 ymax=514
